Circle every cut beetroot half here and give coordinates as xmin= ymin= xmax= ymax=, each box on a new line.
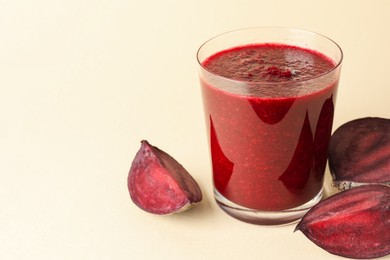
xmin=295 ymin=184 xmax=390 ymax=259
xmin=328 ymin=117 xmax=390 ymax=190
xmin=128 ymin=140 xmax=202 ymax=215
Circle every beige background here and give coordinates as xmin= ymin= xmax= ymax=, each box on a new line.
xmin=1 ymin=0 xmax=389 ymax=259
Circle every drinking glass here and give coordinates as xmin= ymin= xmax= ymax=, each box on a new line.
xmin=197 ymin=27 xmax=342 ymax=225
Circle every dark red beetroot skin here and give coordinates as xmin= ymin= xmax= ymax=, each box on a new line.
xmin=295 ymin=185 xmax=390 ymax=259
xmin=128 ymin=140 xmax=202 ymax=215
xmin=328 ymin=117 xmax=390 ymax=190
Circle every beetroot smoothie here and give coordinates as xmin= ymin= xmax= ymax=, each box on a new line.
xmin=200 ymin=43 xmax=339 ymax=211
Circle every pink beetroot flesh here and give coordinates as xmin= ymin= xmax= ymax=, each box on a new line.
xmin=295 ymin=185 xmax=390 ymax=259
xmin=329 ymin=117 xmax=390 ymax=189
xmin=128 ymin=140 xmax=202 ymax=215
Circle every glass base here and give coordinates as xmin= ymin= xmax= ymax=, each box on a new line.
xmin=214 ymin=188 xmax=323 ymax=225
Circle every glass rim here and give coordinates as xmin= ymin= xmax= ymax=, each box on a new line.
xmin=196 ymin=26 xmax=343 ymax=86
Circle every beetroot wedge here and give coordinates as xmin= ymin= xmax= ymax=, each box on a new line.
xmin=328 ymin=117 xmax=390 ymax=190
xmin=128 ymin=140 xmax=202 ymax=215
xmin=295 ymin=185 xmax=390 ymax=259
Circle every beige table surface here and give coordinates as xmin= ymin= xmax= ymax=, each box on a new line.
xmin=1 ymin=0 xmax=389 ymax=259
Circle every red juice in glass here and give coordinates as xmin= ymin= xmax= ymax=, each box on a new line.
xmin=197 ymin=28 xmax=342 ymax=225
